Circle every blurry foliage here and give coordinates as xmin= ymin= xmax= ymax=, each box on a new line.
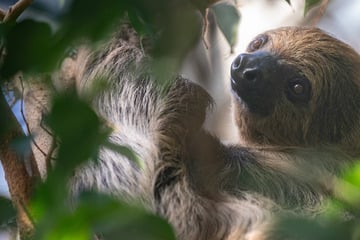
xmin=1 ymin=20 xmax=54 ymax=77
xmin=0 ymin=0 xmax=357 ymax=239
xmin=211 ymin=3 xmax=240 ymax=52
xmin=304 ymin=0 xmax=323 ymax=15
xmin=274 ymin=161 xmax=360 ymax=240
xmin=0 ymin=197 xmax=16 ymax=225
xmin=32 ymin=192 xmax=175 ymax=240
xmin=285 ymin=0 xmax=322 ymax=15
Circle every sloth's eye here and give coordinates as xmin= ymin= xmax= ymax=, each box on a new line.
xmin=292 ymin=83 xmax=304 ymax=95
xmin=247 ymin=35 xmax=268 ymax=52
xmin=286 ymin=78 xmax=311 ymax=104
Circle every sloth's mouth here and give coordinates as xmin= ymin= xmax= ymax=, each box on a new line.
xmin=230 ymin=78 xmax=272 ymax=117
xmin=230 ymin=77 xmax=237 ymax=90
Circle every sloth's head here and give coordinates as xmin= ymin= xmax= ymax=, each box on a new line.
xmin=231 ymin=27 xmax=360 ymax=152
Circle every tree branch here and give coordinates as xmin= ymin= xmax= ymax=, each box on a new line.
xmin=2 ymin=0 xmax=33 ymax=23
xmin=0 ymin=89 xmax=40 ymax=237
xmin=0 ymin=1 xmax=38 ymax=238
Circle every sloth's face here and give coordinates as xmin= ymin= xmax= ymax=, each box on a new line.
xmin=231 ymin=27 xmax=360 ymax=147
xmin=230 ymin=46 xmax=311 ymax=117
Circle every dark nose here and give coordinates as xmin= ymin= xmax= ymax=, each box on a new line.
xmin=231 ymin=53 xmax=262 ymax=85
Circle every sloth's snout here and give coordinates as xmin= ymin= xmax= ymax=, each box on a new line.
xmin=242 ymin=68 xmax=261 ymax=82
xmin=230 ymin=51 xmax=280 ymax=116
xmin=231 ymin=53 xmax=263 ymax=87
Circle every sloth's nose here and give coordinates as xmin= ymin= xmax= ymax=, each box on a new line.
xmin=242 ymin=68 xmax=261 ymax=83
xmin=230 ymin=51 xmax=279 ymax=116
xmin=231 ymin=53 xmax=262 ymax=86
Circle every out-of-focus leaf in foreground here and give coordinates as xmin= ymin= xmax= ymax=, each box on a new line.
xmin=34 ymin=192 xmax=175 ymax=240
xmin=304 ymin=0 xmax=322 ymax=15
xmin=211 ymin=3 xmax=240 ymax=52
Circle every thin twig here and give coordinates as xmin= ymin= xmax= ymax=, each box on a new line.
xmin=311 ymin=0 xmax=329 ymax=26
xmin=40 ymin=117 xmax=53 ymax=137
xmin=202 ymin=8 xmax=210 ymax=50
xmin=20 ymin=76 xmax=56 ymax=164
xmin=40 ymin=111 xmax=57 ymax=174
xmin=45 ymin=137 xmax=57 ymax=172
xmin=3 ymin=0 xmax=33 ymax=23
xmin=19 ymin=75 xmax=30 ymax=135
xmin=39 ymin=117 xmax=58 ymax=171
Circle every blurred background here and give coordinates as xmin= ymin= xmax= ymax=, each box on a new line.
xmin=1 ymin=0 xmax=360 ymax=238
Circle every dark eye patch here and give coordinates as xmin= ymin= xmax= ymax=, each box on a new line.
xmin=247 ymin=34 xmax=268 ymax=52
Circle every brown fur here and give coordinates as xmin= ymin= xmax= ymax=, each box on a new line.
xmin=235 ymin=27 xmax=360 ymax=156
xmin=71 ymin=26 xmax=360 ymax=240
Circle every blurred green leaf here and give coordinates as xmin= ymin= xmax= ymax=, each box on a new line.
xmin=275 ymin=216 xmax=352 ymax=240
xmin=30 ymin=91 xmax=111 ymax=221
xmin=342 ymin=162 xmax=360 ymax=187
xmin=34 ymin=192 xmax=175 ymax=240
xmin=333 ymin=162 xmax=360 ymax=211
xmin=59 ymin=0 xmax=66 ymax=8
xmin=81 ymin=193 xmax=175 ymax=240
xmin=46 ymin=91 xmax=110 ymax=169
xmin=58 ymin=0 xmax=126 ymax=42
xmin=128 ymin=7 xmax=156 ymax=39
xmin=0 ymin=197 xmax=16 ymax=225
xmin=80 ymin=77 xmax=110 ymax=101
xmin=304 ymin=0 xmax=322 ymax=15
xmin=273 ymin=161 xmax=360 ymax=240
xmin=211 ymin=3 xmax=240 ymax=51
xmin=11 ymin=135 xmax=33 ymax=160
xmin=153 ymin=5 xmax=202 ymax=60
xmin=1 ymin=19 xmax=59 ymax=78
xmin=284 ymin=0 xmax=291 ymax=5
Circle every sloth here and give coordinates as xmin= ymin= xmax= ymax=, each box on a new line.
xmin=69 ymin=25 xmax=360 ymax=240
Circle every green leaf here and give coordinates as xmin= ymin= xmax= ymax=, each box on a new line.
xmin=284 ymin=0 xmax=291 ymax=5
xmin=153 ymin=6 xmax=202 ymax=60
xmin=274 ymin=215 xmax=354 ymax=240
xmin=34 ymin=192 xmax=175 ymax=240
xmin=211 ymin=3 xmax=240 ymax=51
xmin=46 ymin=91 xmax=109 ymax=169
xmin=342 ymin=163 xmax=360 ymax=187
xmin=334 ymin=162 xmax=360 ymax=209
xmin=0 ymin=197 xmax=16 ymax=225
xmin=58 ymin=0 xmax=66 ymax=8
xmin=1 ymin=19 xmax=59 ymax=77
xmin=79 ymin=193 xmax=176 ymax=240
xmin=30 ymin=91 xmax=112 ymax=219
xmin=128 ymin=7 xmax=156 ymax=38
xmin=11 ymin=135 xmax=33 ymax=160
xmin=304 ymin=0 xmax=322 ymax=15
xmin=59 ymin=0 xmax=126 ymax=42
